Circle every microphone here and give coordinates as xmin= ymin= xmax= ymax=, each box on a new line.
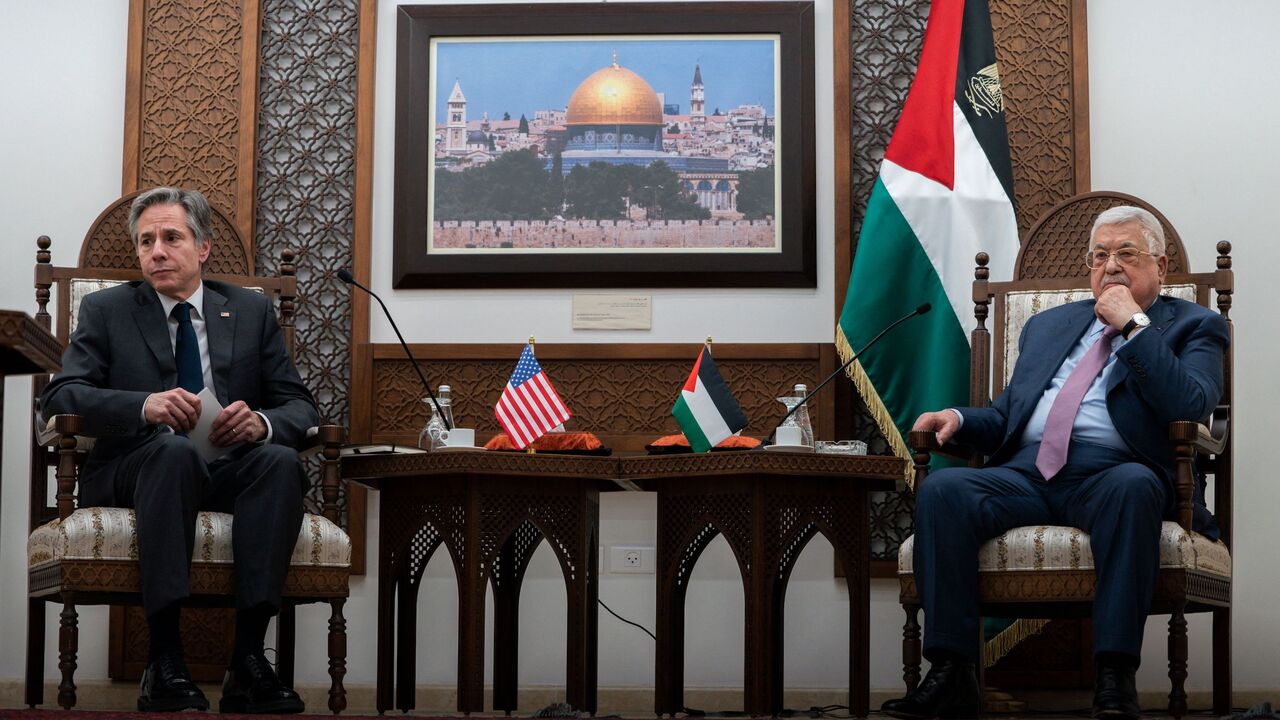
xmin=760 ymin=302 xmax=932 ymax=447
xmin=336 ymin=269 xmax=451 ymax=430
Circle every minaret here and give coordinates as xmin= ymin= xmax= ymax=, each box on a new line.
xmin=446 ymin=80 xmax=467 ymax=155
xmin=690 ymin=64 xmax=705 ymax=122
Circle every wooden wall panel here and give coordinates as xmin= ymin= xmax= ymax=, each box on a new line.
xmin=365 ymin=344 xmax=836 ymax=453
xmin=122 ymin=0 xmax=260 ymax=255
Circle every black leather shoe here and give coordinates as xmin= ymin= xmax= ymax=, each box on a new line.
xmin=882 ymin=659 xmax=981 ymax=720
xmin=138 ymin=654 xmax=210 ymax=712
xmin=1093 ymin=662 xmax=1140 ymax=720
xmin=219 ymin=653 xmax=304 ymax=714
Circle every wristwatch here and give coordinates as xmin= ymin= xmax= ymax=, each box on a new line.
xmin=1122 ymin=312 xmax=1151 ymax=338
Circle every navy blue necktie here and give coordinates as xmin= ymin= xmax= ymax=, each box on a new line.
xmin=173 ymin=302 xmax=203 ymax=393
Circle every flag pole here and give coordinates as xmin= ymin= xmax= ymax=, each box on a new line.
xmin=527 ymin=335 xmax=537 ymax=454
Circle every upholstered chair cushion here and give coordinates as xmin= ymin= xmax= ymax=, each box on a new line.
xmin=1001 ymin=283 xmax=1197 ymax=385
xmin=898 ymin=521 xmax=1230 ymax=578
xmin=28 ymin=507 xmax=350 ymax=569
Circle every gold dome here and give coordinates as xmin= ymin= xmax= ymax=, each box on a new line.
xmin=565 ymin=63 xmax=663 ymax=126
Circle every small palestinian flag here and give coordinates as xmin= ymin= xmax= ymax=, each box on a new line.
xmin=672 ymin=346 xmax=748 ymax=453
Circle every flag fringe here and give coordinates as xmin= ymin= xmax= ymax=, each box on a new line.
xmin=982 ymin=618 xmax=1050 ymax=668
xmin=835 ymin=326 xmax=916 ymax=488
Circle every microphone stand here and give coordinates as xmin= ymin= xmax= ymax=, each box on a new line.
xmin=337 ymin=269 xmax=451 ymax=430
xmin=759 ymin=303 xmax=932 ymax=447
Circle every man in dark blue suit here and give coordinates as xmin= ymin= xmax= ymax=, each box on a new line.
xmin=881 ymin=206 xmax=1229 ymax=720
xmin=42 ymin=188 xmax=317 ymax=714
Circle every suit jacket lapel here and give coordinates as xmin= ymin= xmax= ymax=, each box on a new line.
xmin=132 ymin=284 xmax=177 ymax=384
xmin=1008 ymin=302 xmax=1095 ymax=429
xmin=203 ymin=285 xmax=235 ymax=406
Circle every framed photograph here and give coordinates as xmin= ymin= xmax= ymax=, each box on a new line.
xmin=393 ymin=2 xmax=815 ymax=288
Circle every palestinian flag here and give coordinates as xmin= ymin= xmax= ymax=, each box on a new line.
xmin=837 ymin=0 xmax=1019 ymax=483
xmin=672 ymin=346 xmax=748 ymax=453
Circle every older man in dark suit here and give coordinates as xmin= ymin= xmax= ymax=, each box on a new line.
xmin=41 ymin=187 xmax=318 ymax=713
xmin=881 ymin=206 xmax=1229 ymax=720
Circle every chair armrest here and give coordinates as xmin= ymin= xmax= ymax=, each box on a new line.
xmin=299 ymin=424 xmax=346 ymax=453
xmin=39 ymin=414 xmax=87 ymax=520
xmin=309 ymin=424 xmax=347 ymax=524
xmin=1169 ymin=415 xmax=1228 ymax=456
xmin=906 ymin=430 xmax=974 ymax=493
xmin=35 ymin=413 xmax=97 ymax=454
xmin=1168 ymin=413 xmax=1229 ymax=532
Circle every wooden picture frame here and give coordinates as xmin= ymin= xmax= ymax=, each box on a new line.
xmin=393 ymin=2 xmax=816 ymax=288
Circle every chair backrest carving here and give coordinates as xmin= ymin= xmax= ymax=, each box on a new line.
xmin=77 ymin=191 xmax=253 ymax=275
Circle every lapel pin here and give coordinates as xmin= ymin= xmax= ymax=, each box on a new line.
xmin=220 ymin=311 xmax=231 ymax=318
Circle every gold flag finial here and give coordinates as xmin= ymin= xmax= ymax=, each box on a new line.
xmin=705 ymin=335 xmax=713 ymax=347
xmin=528 ymin=335 xmax=536 ymax=350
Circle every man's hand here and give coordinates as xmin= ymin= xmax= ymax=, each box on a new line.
xmin=209 ymin=401 xmax=267 ymax=447
xmin=912 ymin=410 xmax=961 ymax=446
xmin=1095 ymin=284 xmax=1143 ymax=331
xmin=144 ymin=388 xmax=202 ymax=433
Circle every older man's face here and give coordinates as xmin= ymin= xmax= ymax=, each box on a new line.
xmin=136 ymin=203 xmax=210 ymax=301
xmin=1089 ymin=220 xmax=1167 ymax=310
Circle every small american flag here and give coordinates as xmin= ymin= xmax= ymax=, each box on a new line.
xmin=495 ymin=344 xmax=572 ymax=449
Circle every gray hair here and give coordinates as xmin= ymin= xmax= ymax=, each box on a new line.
xmin=127 ymin=187 xmax=213 ymax=247
xmin=1089 ymin=205 xmax=1167 ymax=257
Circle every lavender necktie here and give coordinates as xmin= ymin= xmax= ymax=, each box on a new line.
xmin=1035 ymin=325 xmax=1120 ymax=480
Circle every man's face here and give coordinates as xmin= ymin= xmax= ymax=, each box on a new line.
xmin=1089 ymin=220 xmax=1167 ymax=309
xmin=135 ymin=203 xmax=210 ymax=301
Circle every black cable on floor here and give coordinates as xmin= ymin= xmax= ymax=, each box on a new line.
xmin=597 ymin=597 xmax=656 ymax=640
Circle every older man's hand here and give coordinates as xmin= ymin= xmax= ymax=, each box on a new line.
xmin=1095 ymin=284 xmax=1144 ymax=331
xmin=912 ymin=410 xmax=961 ymax=446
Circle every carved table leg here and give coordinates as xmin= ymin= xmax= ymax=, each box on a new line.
xmin=492 ymin=535 xmax=527 ymax=715
xmin=328 ymin=598 xmax=348 ymax=714
xmin=26 ymin=598 xmax=45 ymax=708
xmin=376 ymin=540 xmax=397 ymax=713
xmin=396 ymin=580 xmax=419 ymax=712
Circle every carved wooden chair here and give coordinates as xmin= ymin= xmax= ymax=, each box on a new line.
xmin=25 ymin=191 xmax=352 ymax=713
xmin=897 ymin=191 xmax=1233 ymax=718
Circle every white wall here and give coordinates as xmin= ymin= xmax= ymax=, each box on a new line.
xmin=0 ymin=0 xmax=130 ymax=684
xmin=1087 ymin=1 xmax=1280 ymax=692
xmin=1 ymin=0 xmax=1277 ymax=700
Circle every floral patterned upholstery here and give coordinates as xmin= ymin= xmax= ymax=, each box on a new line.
xmin=898 ymin=521 xmax=1231 ymax=577
xmin=27 ymin=507 xmax=350 ymax=569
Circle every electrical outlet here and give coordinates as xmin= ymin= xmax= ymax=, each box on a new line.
xmin=608 ymin=545 xmax=655 ymax=574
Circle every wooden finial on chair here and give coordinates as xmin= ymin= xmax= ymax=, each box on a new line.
xmin=974 ymin=252 xmax=990 ymax=280
xmin=1215 ymin=241 xmax=1233 ymax=318
xmin=35 ymin=236 xmax=52 ymax=329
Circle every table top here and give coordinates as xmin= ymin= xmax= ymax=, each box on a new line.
xmin=0 ymin=310 xmax=61 ymax=376
xmin=341 ymin=447 xmax=904 ymax=492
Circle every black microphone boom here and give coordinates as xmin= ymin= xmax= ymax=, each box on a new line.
xmin=761 ymin=302 xmax=932 ymax=446
xmin=337 ymin=268 xmax=451 ymax=430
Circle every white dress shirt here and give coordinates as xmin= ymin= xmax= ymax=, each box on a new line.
xmin=145 ymin=282 xmax=273 ymax=442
